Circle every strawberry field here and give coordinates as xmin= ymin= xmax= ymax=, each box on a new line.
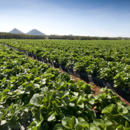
xmin=1 ymin=39 xmax=130 ymax=89
xmin=1 ymin=40 xmax=130 ymax=129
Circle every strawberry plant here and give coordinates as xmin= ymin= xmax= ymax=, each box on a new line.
xmin=0 ymin=44 xmax=130 ymax=129
xmin=1 ymin=39 xmax=130 ymax=88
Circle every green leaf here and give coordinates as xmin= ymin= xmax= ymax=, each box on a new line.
xmin=105 ymin=126 xmax=115 ymax=130
xmin=62 ymin=117 xmax=71 ymax=129
xmin=32 ymin=126 xmax=38 ymax=130
xmin=46 ymin=91 xmax=53 ymax=101
xmin=36 ymin=120 xmax=43 ymax=130
xmin=93 ymin=119 xmax=103 ymax=126
xmin=47 ymin=112 xmax=56 ymax=121
xmin=62 ymin=91 xmax=70 ymax=98
xmin=125 ymin=120 xmax=130 ymax=127
xmin=18 ymin=90 xmax=25 ymax=94
xmin=104 ymin=120 xmax=112 ymax=126
xmin=62 ymin=97 xmax=70 ymax=106
xmin=34 ymin=84 xmax=40 ymax=88
xmin=77 ymin=121 xmax=89 ymax=128
xmin=123 ymin=114 xmax=130 ymax=122
xmin=41 ymin=78 xmax=46 ymax=84
xmin=0 ymin=120 xmax=6 ymax=125
xmin=40 ymin=87 xmax=48 ymax=92
xmin=68 ymin=116 xmax=77 ymax=129
xmin=53 ymin=124 xmax=64 ymax=130
xmin=89 ymin=123 xmax=101 ymax=130
xmin=30 ymin=94 xmax=44 ymax=107
xmin=73 ymin=92 xmax=79 ymax=97
xmin=69 ymin=103 xmax=75 ymax=107
xmin=93 ymin=119 xmax=112 ymax=128
xmin=117 ymin=104 xmax=128 ymax=114
xmin=62 ymin=116 xmax=78 ymax=129
xmin=78 ymin=117 xmax=85 ymax=122
xmin=88 ymin=98 xmax=95 ymax=105
xmin=78 ymin=102 xmax=84 ymax=109
xmin=116 ymin=125 xmax=124 ymax=130
xmin=27 ymin=121 xmax=36 ymax=129
xmin=101 ymin=93 xmax=107 ymax=98
xmin=102 ymin=104 xmax=116 ymax=114
xmin=76 ymin=125 xmax=83 ymax=130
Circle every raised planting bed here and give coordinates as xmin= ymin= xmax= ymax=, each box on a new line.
xmin=36 ymin=56 xmax=130 ymax=102
xmin=3 ymin=44 xmax=130 ymax=102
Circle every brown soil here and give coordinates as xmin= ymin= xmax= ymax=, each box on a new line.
xmin=27 ymin=55 xmax=130 ymax=105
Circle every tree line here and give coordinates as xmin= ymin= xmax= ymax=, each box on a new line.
xmin=0 ymin=32 xmax=130 ymax=40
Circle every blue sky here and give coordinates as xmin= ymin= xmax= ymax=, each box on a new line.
xmin=0 ymin=0 xmax=130 ymax=37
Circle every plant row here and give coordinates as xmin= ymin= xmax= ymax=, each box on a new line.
xmin=1 ymin=39 xmax=130 ymax=89
xmin=0 ymin=45 xmax=130 ymax=129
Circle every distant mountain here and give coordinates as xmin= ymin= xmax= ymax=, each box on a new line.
xmin=9 ymin=28 xmax=24 ymax=34
xmin=69 ymin=34 xmax=73 ymax=36
xmin=26 ymin=29 xmax=46 ymax=36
